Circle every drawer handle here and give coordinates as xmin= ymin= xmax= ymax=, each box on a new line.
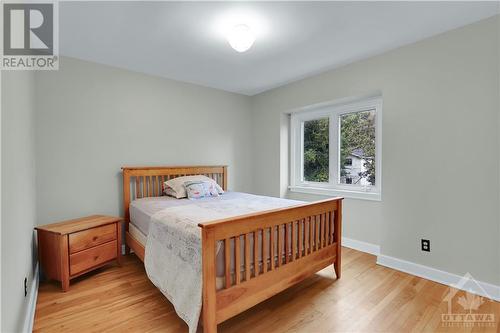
xmin=94 ymin=256 xmax=99 ymax=261
xmin=92 ymin=236 xmax=98 ymax=241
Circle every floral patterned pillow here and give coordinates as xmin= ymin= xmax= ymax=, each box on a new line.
xmin=184 ymin=180 xmax=220 ymax=200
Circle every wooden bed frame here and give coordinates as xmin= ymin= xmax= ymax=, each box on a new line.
xmin=122 ymin=166 xmax=343 ymax=333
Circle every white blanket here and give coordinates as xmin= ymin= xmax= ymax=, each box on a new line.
xmin=144 ymin=192 xmax=301 ymax=333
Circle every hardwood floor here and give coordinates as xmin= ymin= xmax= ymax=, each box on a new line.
xmin=34 ymin=248 xmax=499 ymax=332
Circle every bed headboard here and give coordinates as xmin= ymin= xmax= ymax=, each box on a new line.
xmin=121 ymin=165 xmax=227 ymax=224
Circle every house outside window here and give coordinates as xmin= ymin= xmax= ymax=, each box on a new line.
xmin=289 ymin=96 xmax=382 ymax=201
xmin=339 ymin=148 xmax=372 ymax=186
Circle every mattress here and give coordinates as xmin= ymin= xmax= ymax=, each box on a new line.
xmin=129 ymin=223 xmax=147 ymax=245
xmin=130 ymin=195 xmax=192 ymax=235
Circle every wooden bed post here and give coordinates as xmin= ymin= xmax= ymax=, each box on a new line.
xmin=334 ymin=199 xmax=342 ymax=279
xmin=222 ymin=166 xmax=228 ymax=191
xmin=201 ymin=228 xmax=217 ymax=333
xmin=123 ymin=169 xmax=131 ymax=255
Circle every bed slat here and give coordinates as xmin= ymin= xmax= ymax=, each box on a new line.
xmin=318 ymin=214 xmax=323 ymax=249
xmin=284 ymin=223 xmax=289 ymax=264
xmin=331 ymin=211 xmax=335 ymax=244
xmin=244 ymin=234 xmax=250 ymax=282
xmin=253 ymin=231 xmax=259 ymax=277
xmin=235 ymin=236 xmax=241 ymax=285
xmin=308 ymin=217 xmax=312 ymax=254
xmin=323 ymin=213 xmax=327 ymax=247
xmin=225 ymin=238 xmax=231 ymax=289
xmin=269 ymin=226 xmax=275 ymax=270
xmin=135 ymin=177 xmax=140 ymax=199
xmin=151 ymin=176 xmax=158 ymax=197
xmin=262 ymin=229 xmax=268 ymax=273
xmin=298 ymin=219 xmax=303 ymax=258
xmin=326 ymin=212 xmax=330 ymax=245
xmin=156 ymin=176 xmax=160 ymax=196
xmin=149 ymin=176 xmax=153 ymax=196
xmin=276 ymin=225 xmax=282 ymax=267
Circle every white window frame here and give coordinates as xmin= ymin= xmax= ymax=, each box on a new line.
xmin=289 ymin=96 xmax=382 ymax=201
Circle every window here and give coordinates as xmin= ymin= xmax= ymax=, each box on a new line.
xmin=290 ymin=97 xmax=382 ymax=201
xmin=303 ymin=118 xmax=329 ymax=182
xmin=339 ymin=110 xmax=376 ymax=186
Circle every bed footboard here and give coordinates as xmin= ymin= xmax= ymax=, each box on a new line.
xmin=199 ymin=197 xmax=343 ymax=333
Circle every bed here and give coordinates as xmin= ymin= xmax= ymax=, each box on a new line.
xmin=128 ymin=192 xmax=304 ymax=289
xmin=122 ymin=166 xmax=343 ymax=333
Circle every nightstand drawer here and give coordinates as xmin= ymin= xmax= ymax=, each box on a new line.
xmin=69 ymin=224 xmax=117 ymax=254
xmin=70 ymin=240 xmax=117 ymax=276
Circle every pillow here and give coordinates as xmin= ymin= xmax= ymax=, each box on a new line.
xmin=184 ymin=180 xmax=220 ymax=200
xmin=163 ymin=185 xmax=177 ymax=198
xmin=163 ymin=175 xmax=224 ymax=198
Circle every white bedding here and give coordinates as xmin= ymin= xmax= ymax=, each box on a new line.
xmin=129 ymin=210 xmax=274 ymax=291
xmin=140 ymin=192 xmax=302 ymax=333
xmin=130 ymin=194 xmax=259 ymax=280
xmin=130 ymin=193 xmax=301 ymax=277
xmin=130 ymin=195 xmax=190 ymax=235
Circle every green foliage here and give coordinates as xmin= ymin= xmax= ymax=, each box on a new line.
xmin=303 ymin=118 xmax=329 ymax=182
xmin=340 ymin=111 xmax=376 ymax=185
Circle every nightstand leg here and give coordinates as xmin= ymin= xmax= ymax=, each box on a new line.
xmin=117 ymin=221 xmax=123 ymax=266
xmin=59 ymin=235 xmax=70 ymax=292
xmin=61 ymin=277 xmax=70 ymax=292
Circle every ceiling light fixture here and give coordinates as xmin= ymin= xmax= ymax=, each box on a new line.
xmin=227 ymin=24 xmax=255 ymax=53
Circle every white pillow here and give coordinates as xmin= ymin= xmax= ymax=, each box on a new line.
xmin=163 ymin=175 xmax=224 ymax=198
xmin=163 ymin=186 xmax=177 ymax=198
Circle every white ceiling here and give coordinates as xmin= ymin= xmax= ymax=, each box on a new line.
xmin=60 ymin=2 xmax=499 ymax=95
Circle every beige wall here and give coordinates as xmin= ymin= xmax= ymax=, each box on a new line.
xmin=251 ymin=16 xmax=500 ymax=285
xmin=34 ymin=57 xmax=253 ymax=224
xmin=1 ymin=71 xmax=37 ymax=332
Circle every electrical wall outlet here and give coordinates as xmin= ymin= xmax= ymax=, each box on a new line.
xmin=421 ymin=239 xmax=430 ymax=252
xmin=24 ymin=277 xmax=28 ymax=297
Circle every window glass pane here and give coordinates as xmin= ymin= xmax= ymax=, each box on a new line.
xmin=303 ymin=118 xmax=329 ymax=182
xmin=339 ymin=110 xmax=376 ymax=186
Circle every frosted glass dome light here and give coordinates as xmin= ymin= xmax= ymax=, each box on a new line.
xmin=227 ymin=24 xmax=255 ymax=53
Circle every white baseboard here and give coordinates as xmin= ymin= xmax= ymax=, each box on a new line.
xmin=22 ymin=263 xmax=39 ymax=333
xmin=377 ymin=254 xmax=500 ymax=302
xmin=342 ymin=237 xmax=380 ymax=256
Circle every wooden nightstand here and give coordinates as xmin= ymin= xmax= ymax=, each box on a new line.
xmin=35 ymin=215 xmax=122 ymax=291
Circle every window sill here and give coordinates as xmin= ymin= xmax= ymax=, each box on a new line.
xmin=288 ymin=185 xmax=381 ymax=201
